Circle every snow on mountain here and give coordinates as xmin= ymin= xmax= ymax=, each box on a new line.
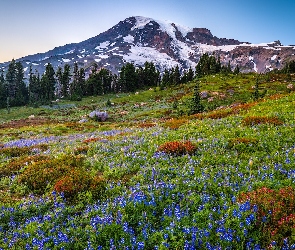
xmin=0 ymin=16 xmax=294 ymax=79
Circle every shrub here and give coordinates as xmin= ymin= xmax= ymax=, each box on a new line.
xmin=137 ymin=123 xmax=157 ymax=128
xmin=227 ymin=137 xmax=259 ymax=153
xmin=163 ymin=118 xmax=188 ymax=130
xmin=0 ymin=155 xmax=49 ymax=177
xmin=89 ymin=175 xmax=106 ymax=199
xmin=0 ymin=144 xmax=49 ymax=157
xmin=238 ymin=186 xmax=295 ymax=247
xmin=206 ymin=109 xmax=233 ymax=119
xmin=18 ymin=154 xmax=85 ymax=194
xmin=53 ymin=169 xmax=91 ymax=200
xmin=242 ymin=116 xmax=284 ymax=126
xmin=74 ymin=146 xmax=89 ymax=155
xmin=157 ymin=140 xmax=197 ymax=156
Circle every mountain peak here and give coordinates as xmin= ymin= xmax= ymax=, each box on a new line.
xmin=1 ymin=16 xmax=294 ymax=78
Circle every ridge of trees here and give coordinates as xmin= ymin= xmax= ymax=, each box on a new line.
xmin=0 ymin=60 xmax=198 ymax=109
xmin=3 ymin=54 xmax=293 ymax=110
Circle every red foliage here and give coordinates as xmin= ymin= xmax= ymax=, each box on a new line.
xmin=242 ymin=116 xmax=284 ymax=126
xmin=238 ymin=186 xmax=295 ymax=247
xmin=157 ymin=140 xmax=197 ymax=156
xmin=54 ymin=169 xmax=91 ymax=199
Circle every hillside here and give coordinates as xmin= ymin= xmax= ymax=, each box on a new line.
xmin=1 ymin=72 xmax=295 ymax=248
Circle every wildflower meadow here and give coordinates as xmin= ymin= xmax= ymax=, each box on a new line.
xmin=1 ymin=73 xmax=295 ymax=249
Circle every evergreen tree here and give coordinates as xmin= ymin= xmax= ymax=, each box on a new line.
xmin=0 ymin=70 xmax=6 ymax=108
xmin=172 ymin=65 xmax=181 ymax=85
xmin=40 ymin=63 xmax=55 ymax=103
xmin=143 ymin=61 xmax=159 ymax=87
xmin=78 ymin=67 xmax=86 ymax=96
xmin=61 ymin=64 xmax=71 ymax=98
xmin=233 ymin=65 xmax=240 ymax=75
xmin=118 ymin=62 xmax=138 ymax=92
xmin=181 ymin=70 xmax=188 ymax=84
xmin=5 ymin=59 xmax=17 ymax=105
xmin=28 ymin=67 xmax=41 ymax=105
xmin=187 ymin=67 xmax=194 ymax=82
xmin=69 ymin=63 xmax=82 ymax=100
xmin=190 ymin=79 xmax=204 ymax=114
xmin=5 ymin=59 xmax=28 ymax=106
xmin=15 ymin=61 xmax=28 ymax=106
xmin=55 ymin=66 xmax=63 ymax=98
xmin=161 ymin=69 xmax=171 ymax=87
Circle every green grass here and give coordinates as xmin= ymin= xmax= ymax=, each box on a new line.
xmin=1 ymin=72 xmax=295 ymax=248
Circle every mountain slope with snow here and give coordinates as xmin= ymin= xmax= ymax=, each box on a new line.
xmin=1 ymin=16 xmax=294 ymax=78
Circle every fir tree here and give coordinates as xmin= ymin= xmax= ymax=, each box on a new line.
xmin=40 ymin=63 xmax=55 ymax=103
xmin=28 ymin=67 xmax=41 ymax=106
xmin=190 ymin=79 xmax=204 ymax=114
xmin=172 ymin=65 xmax=181 ymax=85
xmin=0 ymin=70 xmax=6 ymax=108
xmin=233 ymin=65 xmax=240 ymax=75
xmin=161 ymin=69 xmax=171 ymax=87
xmin=69 ymin=62 xmax=82 ymax=100
xmin=187 ymin=67 xmax=194 ymax=82
xmin=5 ymin=59 xmax=28 ymax=106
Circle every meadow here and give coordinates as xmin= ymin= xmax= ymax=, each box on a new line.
xmin=0 ymin=73 xmax=295 ymax=249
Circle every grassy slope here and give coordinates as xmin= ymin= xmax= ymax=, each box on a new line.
xmin=0 ymin=72 xmax=295 ymax=248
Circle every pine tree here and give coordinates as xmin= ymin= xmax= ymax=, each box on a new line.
xmin=233 ymin=65 xmax=240 ymax=75
xmin=119 ymin=63 xmax=138 ymax=92
xmin=28 ymin=67 xmax=41 ymax=106
xmin=187 ymin=67 xmax=194 ymax=82
xmin=78 ymin=67 xmax=86 ymax=96
xmin=5 ymin=59 xmax=17 ymax=103
xmin=161 ymin=69 xmax=170 ymax=87
xmin=69 ymin=63 xmax=82 ymax=100
xmin=173 ymin=65 xmax=181 ymax=85
xmin=5 ymin=59 xmax=28 ymax=107
xmin=0 ymin=70 xmax=6 ymax=108
xmin=15 ymin=61 xmax=28 ymax=106
xmin=41 ymin=63 xmax=55 ymax=103
xmin=190 ymin=79 xmax=204 ymax=114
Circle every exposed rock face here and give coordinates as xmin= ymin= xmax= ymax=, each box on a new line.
xmin=0 ymin=16 xmax=294 ymax=79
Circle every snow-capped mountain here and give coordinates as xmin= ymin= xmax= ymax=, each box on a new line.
xmin=1 ymin=16 xmax=295 ymax=78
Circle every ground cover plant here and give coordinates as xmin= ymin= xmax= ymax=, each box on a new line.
xmin=0 ymin=73 xmax=295 ymax=249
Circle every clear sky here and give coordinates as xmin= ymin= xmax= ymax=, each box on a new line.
xmin=1 ymin=0 xmax=294 ymax=63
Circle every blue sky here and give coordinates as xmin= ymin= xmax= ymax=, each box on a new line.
xmin=0 ymin=0 xmax=294 ymax=63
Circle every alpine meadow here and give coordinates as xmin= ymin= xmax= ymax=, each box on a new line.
xmin=1 ymin=15 xmax=295 ymax=250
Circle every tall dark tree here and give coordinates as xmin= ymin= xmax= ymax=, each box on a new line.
xmin=78 ymin=67 xmax=86 ymax=96
xmin=40 ymin=63 xmax=55 ymax=103
xmin=118 ymin=62 xmax=138 ymax=92
xmin=5 ymin=59 xmax=28 ymax=106
xmin=55 ymin=66 xmax=63 ymax=98
xmin=5 ymin=59 xmax=17 ymax=106
xmin=172 ymin=65 xmax=181 ymax=85
xmin=190 ymin=79 xmax=204 ymax=114
xmin=0 ymin=70 xmax=6 ymax=108
xmin=69 ymin=62 xmax=83 ymax=100
xmin=161 ymin=69 xmax=171 ymax=87
xmin=15 ymin=61 xmax=28 ymax=106
xmin=233 ymin=65 xmax=240 ymax=75
xmin=187 ymin=67 xmax=194 ymax=82
xmin=143 ymin=61 xmax=159 ymax=87
xmin=28 ymin=67 xmax=41 ymax=105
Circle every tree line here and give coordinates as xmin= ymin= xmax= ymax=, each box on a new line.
xmin=0 ymin=60 xmax=198 ymax=109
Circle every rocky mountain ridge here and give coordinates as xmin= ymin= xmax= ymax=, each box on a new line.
xmin=1 ymin=16 xmax=295 ymax=79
